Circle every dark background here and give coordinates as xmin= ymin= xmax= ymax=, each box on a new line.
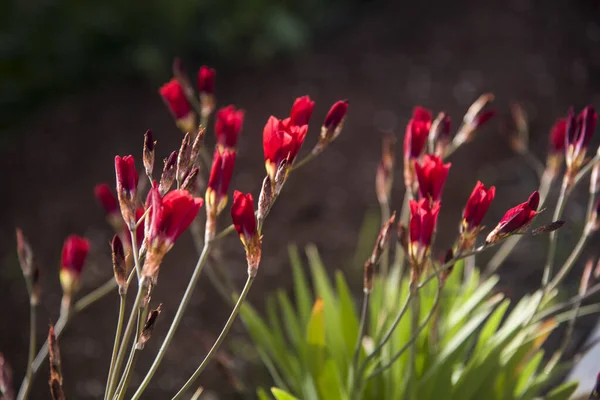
xmin=2 ymin=0 xmax=600 ymax=398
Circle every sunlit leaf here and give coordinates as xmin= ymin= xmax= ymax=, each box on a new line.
xmin=271 ymin=387 xmax=301 ymax=400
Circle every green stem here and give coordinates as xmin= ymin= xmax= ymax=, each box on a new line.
xmin=131 ymin=241 xmax=213 ymax=400
xmin=19 ymin=303 xmax=37 ymax=400
xmin=351 ymin=292 xmax=370 ymax=378
xmin=213 ymin=224 xmax=235 ymax=241
xmin=406 ymin=289 xmax=420 ymax=399
xmin=290 ymin=152 xmax=317 ymax=172
xmin=533 ymin=280 xmax=600 ymax=323
xmin=547 ymin=231 xmax=591 ymax=293
xmin=104 ymin=293 xmax=127 ymax=400
xmin=114 ymin=346 xmax=140 ymax=400
xmin=541 ymin=179 xmax=569 ymax=287
xmin=171 ymin=273 xmax=255 ymax=400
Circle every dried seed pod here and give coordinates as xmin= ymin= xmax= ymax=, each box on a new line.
xmin=177 ymin=132 xmax=193 ymax=185
xmin=273 ymin=159 xmax=288 ymax=197
xmin=375 ymin=133 xmax=396 ymax=206
xmin=112 ymin=235 xmax=127 ymax=294
xmin=181 ymin=167 xmax=200 ymax=192
xmin=136 ymin=304 xmax=162 ymax=350
xmin=190 ymin=126 xmax=206 ymax=165
xmin=363 ymin=260 xmax=374 ymax=293
xmin=257 ymin=176 xmax=273 ymax=226
xmin=370 ymin=212 xmax=396 ymax=264
xmin=143 ymin=129 xmax=156 ymax=178
xmin=48 ymin=324 xmax=65 ymax=400
xmin=159 ymin=151 xmax=178 ymax=196
xmin=0 ymin=354 xmax=14 ymax=400
xmin=16 ymin=227 xmax=34 ymax=277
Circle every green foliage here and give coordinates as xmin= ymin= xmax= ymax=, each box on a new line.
xmin=241 ymin=245 xmax=578 ymax=400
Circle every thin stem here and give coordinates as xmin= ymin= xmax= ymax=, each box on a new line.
xmin=290 ymin=152 xmax=317 ymax=172
xmin=131 ymin=241 xmax=213 ymax=400
xmin=379 ymin=202 xmax=391 ymax=279
xmin=19 ymin=303 xmax=37 ymax=400
xmin=213 ymin=224 xmax=235 ymax=241
xmin=18 ymin=279 xmax=116 ymax=399
xmin=367 ymin=281 xmax=442 ymax=379
xmin=114 ymin=346 xmax=140 ymax=400
xmin=547 ymin=231 xmax=591 ymax=293
xmin=406 ymin=288 xmax=420 ymax=399
xmin=351 ymin=292 xmax=370 ymax=377
xmin=522 ymin=150 xmax=545 ymax=180
xmin=106 ymin=287 xmax=144 ymax=399
xmin=533 ymin=280 xmax=600 ymax=323
xmin=104 ymin=293 xmax=127 ymax=400
xmin=541 ymin=179 xmax=569 ymax=287
xmin=392 ymin=190 xmax=410 ymax=274
xmin=587 ymin=192 xmax=597 ymax=222
xmin=171 ymin=273 xmax=255 ymax=400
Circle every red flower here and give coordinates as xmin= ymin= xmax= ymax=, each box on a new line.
xmin=61 ymin=235 xmax=90 ymax=275
xmin=159 ymin=79 xmax=192 ymax=120
xmin=414 ymin=155 xmax=451 ymax=203
xmin=263 ymin=116 xmax=308 ymax=180
xmin=486 ymin=191 xmax=539 ymax=244
xmin=548 ymin=118 xmax=567 ymax=154
xmin=198 ymin=66 xmax=216 ymax=94
xmin=289 ymin=95 xmax=315 ymax=127
xmin=231 ymin=191 xmax=261 ymax=274
xmin=566 ymin=106 xmax=597 ymax=173
xmin=215 ymin=105 xmax=245 ymax=149
xmin=94 ymin=183 xmax=118 ymax=216
xmin=146 ymin=187 xmax=203 ymax=248
xmin=324 ymin=100 xmax=349 ymax=132
xmin=404 ymin=106 xmax=432 ymax=159
xmin=115 ymin=155 xmax=139 ymax=227
xmin=206 ymin=148 xmax=237 ymax=215
xmin=463 ymin=181 xmax=496 ymax=231
xmin=408 ymin=199 xmax=440 ymax=279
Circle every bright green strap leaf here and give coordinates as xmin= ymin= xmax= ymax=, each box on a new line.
xmin=289 ymin=245 xmax=313 ymax=326
xmin=515 ymin=350 xmax=544 ymax=397
xmin=271 ymin=387 xmax=301 ymax=400
xmin=447 ymin=275 xmax=499 ymax=329
xmin=335 ymin=271 xmax=360 ymax=358
xmin=544 ymin=381 xmax=578 ymax=400
xmin=316 ymin=359 xmax=345 ymax=400
xmin=474 ymin=299 xmax=511 ymax=354
xmin=306 ymin=297 xmax=326 ymax=378
xmin=257 ymin=387 xmax=272 ymax=400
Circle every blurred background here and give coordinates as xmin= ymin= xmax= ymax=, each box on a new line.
xmin=2 ymin=0 xmax=600 ymax=398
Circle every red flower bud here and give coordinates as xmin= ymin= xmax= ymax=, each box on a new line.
xmin=215 ymin=105 xmax=245 ymax=149
xmin=463 ymin=181 xmax=496 ymax=231
xmin=566 ymin=106 xmax=597 ymax=176
xmin=408 ymin=199 xmax=440 ymax=281
xmin=59 ymin=235 xmax=90 ymax=298
xmin=289 ymin=95 xmax=315 ymax=127
xmin=263 ymin=116 xmax=308 ymax=182
xmin=94 ymin=183 xmax=119 ymax=216
xmin=206 ymin=148 xmax=237 ymax=216
xmin=115 ymin=155 xmax=139 ymax=227
xmin=143 ymin=186 xmax=203 ymax=283
xmin=549 ymin=118 xmax=567 ymax=154
xmin=159 ymin=78 xmax=195 ymax=132
xmin=314 ymin=100 xmax=348 ymax=154
xmin=486 ymin=191 xmax=539 ymax=244
xmin=404 ymin=106 xmax=432 ymax=159
xmin=414 ymin=155 xmax=451 ymax=204
xmin=231 ymin=191 xmax=261 ymax=275
xmin=197 ymin=66 xmax=216 ymax=94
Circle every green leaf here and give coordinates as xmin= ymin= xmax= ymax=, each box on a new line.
xmin=276 ymin=290 xmax=305 ymax=357
xmin=306 ymin=297 xmax=326 ymax=377
xmin=335 ymin=271 xmax=360 ymax=358
xmin=271 ymin=387 xmax=301 ymax=400
xmin=474 ymin=298 xmax=510 ymax=355
xmin=447 ymin=275 xmax=499 ymax=329
xmin=257 ymin=387 xmax=272 ymax=400
xmin=316 ymin=358 xmax=345 ymax=400
xmin=289 ymin=245 xmax=312 ymax=326
xmin=544 ymin=381 xmax=578 ymax=400
xmin=515 ymin=350 xmax=544 ymax=396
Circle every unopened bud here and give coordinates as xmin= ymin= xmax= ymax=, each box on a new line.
xmin=370 ymin=212 xmax=396 ymax=264
xmin=112 ymin=235 xmax=127 ymax=294
xmin=375 ymin=133 xmax=396 ymax=205
xmin=159 ymin=151 xmax=178 ymax=196
xmin=136 ymin=304 xmax=162 ymax=350
xmin=143 ymin=129 xmax=156 ymax=178
xmin=257 ymin=176 xmax=273 ymax=225
xmin=363 ymin=260 xmax=374 ymax=293
xmin=429 ymin=112 xmax=451 ymax=156
xmin=177 ymin=132 xmax=193 ymax=185
xmin=16 ymin=228 xmax=33 ymax=278
xmin=454 ymin=93 xmax=495 ymax=147
xmin=397 ymin=222 xmax=408 ymax=252
xmin=314 ymin=100 xmax=349 ymax=155
xmin=181 ymin=167 xmax=199 ymax=192
xmin=464 ymin=93 xmax=495 ymax=126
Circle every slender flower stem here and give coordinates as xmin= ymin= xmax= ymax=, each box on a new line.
xmin=104 ymin=293 xmax=127 ymax=400
xmin=393 ymin=190 xmax=410 ymax=274
xmin=171 ymin=273 xmax=255 ymax=400
xmin=114 ymin=345 xmax=140 ymax=400
xmin=18 ymin=278 xmax=117 ymax=399
xmin=547 ymin=231 xmax=591 ymax=293
xmin=214 ymin=224 xmax=235 ymax=241
xmin=106 ymin=287 xmax=144 ymax=399
xmin=107 ymin=227 xmax=144 ymax=399
xmin=290 ymin=152 xmax=318 ymax=171
xmin=19 ymin=302 xmax=37 ymax=400
xmin=367 ymin=280 xmax=442 ymax=379
xmin=586 ymin=192 xmax=597 ymax=222
xmin=533 ymin=280 xmax=600 ymax=323
xmin=131 ymin=241 xmax=213 ymax=400
xmin=406 ymin=288 xmax=420 ymax=399
xmin=351 ymin=292 xmax=370 ymax=378
xmin=541 ymin=179 xmax=569 ymax=287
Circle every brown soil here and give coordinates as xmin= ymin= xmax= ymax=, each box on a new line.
xmin=1 ymin=0 xmax=600 ymax=398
